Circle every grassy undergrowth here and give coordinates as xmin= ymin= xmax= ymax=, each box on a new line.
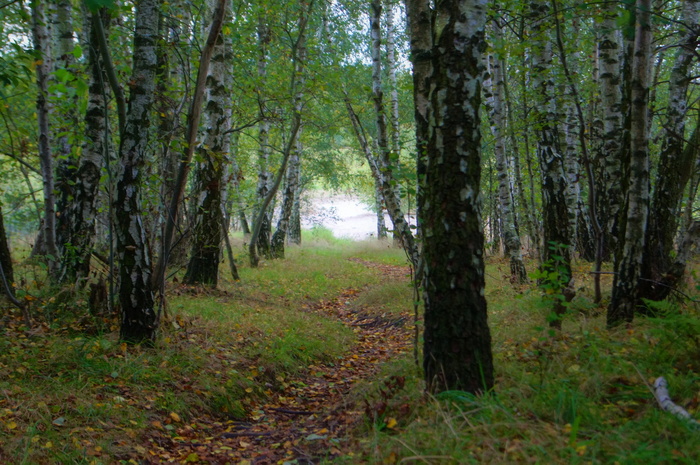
xmin=0 ymin=229 xmax=402 ymax=464
xmin=1 ymin=228 xmax=699 ymax=464
xmin=348 ymin=259 xmax=700 ymax=464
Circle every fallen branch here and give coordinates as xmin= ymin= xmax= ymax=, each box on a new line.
xmin=653 ymin=377 xmax=700 ymax=430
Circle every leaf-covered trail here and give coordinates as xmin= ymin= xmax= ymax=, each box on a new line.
xmin=145 ymin=259 xmax=413 ymax=464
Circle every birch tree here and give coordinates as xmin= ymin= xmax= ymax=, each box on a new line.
xmin=58 ymin=6 xmax=111 ymax=283
xmin=608 ymin=0 xmax=652 ymax=326
xmin=369 ymin=0 xmax=419 ymax=271
xmin=116 ymin=0 xmax=161 ymax=343
xmin=183 ymin=0 xmax=233 ymax=286
xmin=530 ymin=0 xmax=575 ymax=328
xmin=31 ymin=0 xmax=59 ymax=278
xmin=640 ymin=0 xmax=699 ymax=302
xmin=485 ymin=28 xmax=527 ymax=283
xmin=406 ymin=0 xmax=494 ymax=394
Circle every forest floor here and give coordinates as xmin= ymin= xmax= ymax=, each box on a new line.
xmin=143 ymin=259 xmax=413 ymax=464
xmin=1 ymin=233 xmax=700 ymax=464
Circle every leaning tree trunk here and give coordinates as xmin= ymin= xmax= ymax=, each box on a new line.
xmin=116 ymin=0 xmax=161 ymax=344
xmin=639 ymin=0 xmax=699 ymax=303
xmin=58 ymin=7 xmax=111 ymax=284
xmin=183 ymin=0 xmax=232 ymax=286
xmin=414 ymin=0 xmax=494 ymax=394
xmin=485 ymin=30 xmax=527 ymax=283
xmin=530 ymin=0 xmax=574 ymax=329
xmin=151 ymin=0 xmax=228 ymax=292
xmin=369 ymin=0 xmax=420 ymax=271
xmin=608 ymin=0 xmax=652 ymax=327
xmin=31 ymin=0 xmax=60 ymax=279
xmin=155 ymin=1 xmax=191 ymax=268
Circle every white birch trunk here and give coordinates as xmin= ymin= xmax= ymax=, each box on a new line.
xmin=31 ymin=0 xmax=59 ymax=278
xmin=608 ymin=0 xmax=652 ymax=326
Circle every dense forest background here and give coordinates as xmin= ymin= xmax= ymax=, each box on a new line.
xmin=0 ymin=0 xmax=699 ymax=462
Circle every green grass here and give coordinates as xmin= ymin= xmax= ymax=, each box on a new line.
xmin=343 ymin=257 xmax=700 ymax=464
xmin=2 ymin=233 xmax=699 ymax=464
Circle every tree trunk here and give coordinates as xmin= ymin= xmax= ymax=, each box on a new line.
xmin=58 ymin=7 xmax=110 ymax=284
xmin=31 ymin=0 xmax=59 ymax=279
xmin=254 ymin=17 xmax=272 ymax=260
xmin=407 ymin=0 xmax=494 ymax=394
xmin=183 ymin=0 xmax=233 ymax=287
xmin=155 ymin=1 xmax=191 ymax=268
xmin=116 ymin=0 xmax=161 ymax=344
xmin=369 ymin=0 xmax=420 ymax=271
xmin=151 ymin=0 xmax=228 ymax=292
xmin=271 ymin=4 xmax=310 ymax=258
xmin=639 ymin=0 xmax=699 ymax=303
xmin=53 ymin=0 xmax=80 ymax=261
xmin=271 ymin=131 xmax=303 ymax=258
xmin=484 ymin=29 xmax=527 ymax=283
xmin=374 ymin=177 xmax=387 ymax=239
xmin=608 ymin=0 xmax=652 ymax=327
xmin=0 ymin=204 xmax=14 ymax=290
xmin=596 ymin=0 xmax=625 ymax=260
xmin=530 ymin=0 xmax=574 ymax=328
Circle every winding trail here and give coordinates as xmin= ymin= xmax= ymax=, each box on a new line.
xmin=145 ymin=259 xmax=413 ymax=464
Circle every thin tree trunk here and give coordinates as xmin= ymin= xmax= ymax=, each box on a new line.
xmin=608 ymin=0 xmax=652 ymax=327
xmin=530 ymin=0 xmax=574 ymax=329
xmin=58 ymin=7 xmax=110 ymax=284
xmin=254 ymin=17 xmax=272 ymax=260
xmin=552 ymin=0 xmax=603 ymax=301
xmin=271 ymin=4 xmax=311 ymax=258
xmin=31 ymin=0 xmax=59 ymax=279
xmin=485 ymin=26 xmax=527 ymax=283
xmin=53 ymin=0 xmax=80 ymax=259
xmin=369 ymin=0 xmax=420 ymax=271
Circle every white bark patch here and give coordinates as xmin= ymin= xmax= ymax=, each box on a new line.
xmin=460 ymin=159 xmax=468 ymax=173
xmin=460 ymin=187 xmax=474 ymax=202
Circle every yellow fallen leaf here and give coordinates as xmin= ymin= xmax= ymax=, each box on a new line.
xmin=239 ymin=440 xmax=250 ymax=448
xmin=43 ymin=441 xmax=53 ymax=449
xmin=386 ymin=418 xmax=397 ymax=429
xmin=170 ymin=412 xmax=181 ymax=423
xmin=6 ymin=421 xmax=17 ymax=430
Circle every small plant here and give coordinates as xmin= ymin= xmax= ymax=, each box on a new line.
xmin=530 ymin=241 xmax=575 ymax=330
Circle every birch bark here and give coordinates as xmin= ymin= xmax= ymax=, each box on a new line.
xmin=406 ymin=0 xmax=494 ymax=394
xmin=116 ymin=0 xmax=161 ymax=343
xmin=608 ymin=0 xmax=652 ymax=326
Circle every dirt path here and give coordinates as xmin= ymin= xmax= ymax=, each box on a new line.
xmin=144 ymin=260 xmax=413 ymax=464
